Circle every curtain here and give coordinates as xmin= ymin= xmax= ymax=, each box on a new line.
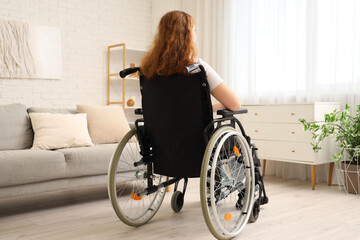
xmin=179 ymin=0 xmax=360 ymax=183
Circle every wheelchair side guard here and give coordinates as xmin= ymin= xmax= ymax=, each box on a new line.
xmin=133 ymin=118 xmax=150 ymax=163
xmin=204 ymin=113 xmax=250 ymax=145
xmin=133 ymin=118 xmax=155 ymax=190
xmin=252 ymin=143 xmax=269 ymax=205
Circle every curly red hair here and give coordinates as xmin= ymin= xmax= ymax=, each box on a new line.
xmin=140 ymin=11 xmax=197 ymax=79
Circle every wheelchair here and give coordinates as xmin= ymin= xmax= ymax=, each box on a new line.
xmin=108 ymin=64 xmax=268 ymax=239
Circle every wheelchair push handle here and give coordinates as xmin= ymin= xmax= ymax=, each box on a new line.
xmin=182 ymin=63 xmax=201 ymax=74
xmin=120 ymin=67 xmax=140 ymax=78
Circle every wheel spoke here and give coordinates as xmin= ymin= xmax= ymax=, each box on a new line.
xmin=108 ymin=129 xmax=167 ymax=226
xmin=200 ymin=127 xmax=255 ymax=239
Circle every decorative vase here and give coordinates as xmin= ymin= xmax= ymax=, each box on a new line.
xmin=127 ymin=96 xmax=136 ymax=107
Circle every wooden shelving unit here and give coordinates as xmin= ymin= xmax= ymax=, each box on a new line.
xmin=107 ymin=43 xmax=126 ymax=109
xmin=107 ymin=43 xmax=145 ymax=111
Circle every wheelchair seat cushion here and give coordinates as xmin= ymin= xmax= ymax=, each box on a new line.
xmin=141 ymin=69 xmax=213 ymax=177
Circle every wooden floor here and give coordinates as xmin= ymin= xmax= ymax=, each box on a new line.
xmin=1 ymin=176 xmax=359 ymax=240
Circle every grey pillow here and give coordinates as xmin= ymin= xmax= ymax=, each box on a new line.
xmin=0 ymin=103 xmax=34 ymax=150
xmin=27 ymin=107 xmax=78 ymax=114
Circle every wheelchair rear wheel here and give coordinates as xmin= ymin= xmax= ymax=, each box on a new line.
xmin=200 ymin=127 xmax=255 ymax=240
xmin=108 ymin=129 xmax=167 ymax=226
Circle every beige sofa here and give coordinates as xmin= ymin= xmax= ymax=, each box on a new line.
xmin=0 ymin=103 xmax=132 ymax=211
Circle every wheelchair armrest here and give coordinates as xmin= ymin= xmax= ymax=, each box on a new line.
xmin=217 ymin=108 xmax=248 ymax=117
xmin=134 ymin=108 xmax=143 ymax=115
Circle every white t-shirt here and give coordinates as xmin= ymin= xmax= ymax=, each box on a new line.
xmin=198 ymin=58 xmax=223 ymax=91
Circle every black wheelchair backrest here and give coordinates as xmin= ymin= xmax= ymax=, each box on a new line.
xmin=139 ymin=65 xmax=213 ymax=177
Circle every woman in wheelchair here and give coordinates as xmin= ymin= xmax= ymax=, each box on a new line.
xmin=108 ymin=10 xmax=268 ymax=240
xmin=140 ymin=11 xmax=241 ymax=112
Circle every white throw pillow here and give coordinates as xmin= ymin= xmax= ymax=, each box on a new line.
xmin=76 ymin=105 xmax=131 ymax=144
xmin=29 ymin=113 xmax=93 ymax=150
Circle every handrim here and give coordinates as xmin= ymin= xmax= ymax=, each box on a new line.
xmin=108 ymin=129 xmax=167 ymax=226
xmin=200 ymin=127 xmax=255 ymax=239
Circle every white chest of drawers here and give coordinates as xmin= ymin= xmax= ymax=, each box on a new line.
xmin=237 ymin=102 xmax=340 ymax=189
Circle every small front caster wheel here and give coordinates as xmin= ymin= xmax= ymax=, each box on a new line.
xmin=249 ymin=199 xmax=260 ymax=223
xmin=171 ymin=191 xmax=184 ymax=213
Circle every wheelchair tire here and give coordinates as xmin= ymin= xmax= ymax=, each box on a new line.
xmin=171 ymin=191 xmax=184 ymax=213
xmin=249 ymin=199 xmax=260 ymax=223
xmin=200 ymin=127 xmax=255 ymax=240
xmin=108 ymin=129 xmax=167 ymax=227
xmin=249 ymin=182 xmax=262 ymax=223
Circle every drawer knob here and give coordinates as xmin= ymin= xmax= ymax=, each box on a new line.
xmin=291 ymin=113 xmax=295 ymax=116
xmin=291 ymin=131 xmax=295 ymax=134
xmin=254 ymin=113 xmax=258 ymax=116
xmin=291 ymin=150 xmax=295 ymax=153
xmin=255 ymin=130 xmax=258 ymax=133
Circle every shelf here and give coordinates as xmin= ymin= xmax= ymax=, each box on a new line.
xmin=108 ymin=101 xmax=123 ymax=105
xmin=108 ymin=43 xmax=126 ymax=48
xmin=109 ymin=73 xmax=119 ymax=77
xmin=125 ymin=77 xmax=139 ymax=81
xmin=108 ymin=76 xmax=139 ymax=81
xmin=126 ymin=47 xmax=147 ymax=53
xmin=109 ymin=72 xmax=138 ymax=80
xmin=125 ymin=106 xmax=141 ymax=109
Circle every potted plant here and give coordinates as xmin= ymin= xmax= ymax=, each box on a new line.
xmin=299 ymin=104 xmax=360 ymax=194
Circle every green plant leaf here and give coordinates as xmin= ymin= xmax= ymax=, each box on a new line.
xmin=300 ymin=104 xmax=360 ymax=164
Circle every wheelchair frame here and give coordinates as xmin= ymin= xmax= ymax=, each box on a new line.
xmin=132 ymin=109 xmax=240 ymax=195
xmin=108 ymin=64 xmax=268 ymax=239
xmin=131 ymin=108 xmax=267 ymax=205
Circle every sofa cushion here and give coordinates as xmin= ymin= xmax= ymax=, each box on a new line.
xmin=56 ymin=144 xmax=118 ymax=178
xmin=0 ymin=150 xmax=66 ymax=187
xmin=77 ymin=105 xmax=131 ymax=144
xmin=0 ymin=103 xmax=33 ymax=150
xmin=29 ymin=113 xmax=94 ymax=150
xmin=27 ymin=107 xmax=78 ymax=114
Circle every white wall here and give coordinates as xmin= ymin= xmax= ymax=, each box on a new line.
xmin=151 ymin=0 xmax=181 ymax=35
xmin=0 ymin=0 xmax=152 ymax=107
xmin=151 ymin=0 xmax=197 ymax=35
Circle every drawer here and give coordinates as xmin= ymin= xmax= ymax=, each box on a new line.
xmin=238 ymin=103 xmax=340 ymax=123
xmin=253 ymin=140 xmax=334 ymax=164
xmin=238 ymin=105 xmax=314 ymax=123
xmin=241 ymin=122 xmax=312 ymax=142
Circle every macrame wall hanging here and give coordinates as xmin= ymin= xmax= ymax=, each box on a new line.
xmin=0 ymin=19 xmax=61 ymax=80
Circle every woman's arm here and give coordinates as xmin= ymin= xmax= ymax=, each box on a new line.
xmin=197 ymin=59 xmax=241 ymax=111
xmin=211 ymin=83 xmax=242 ymax=111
